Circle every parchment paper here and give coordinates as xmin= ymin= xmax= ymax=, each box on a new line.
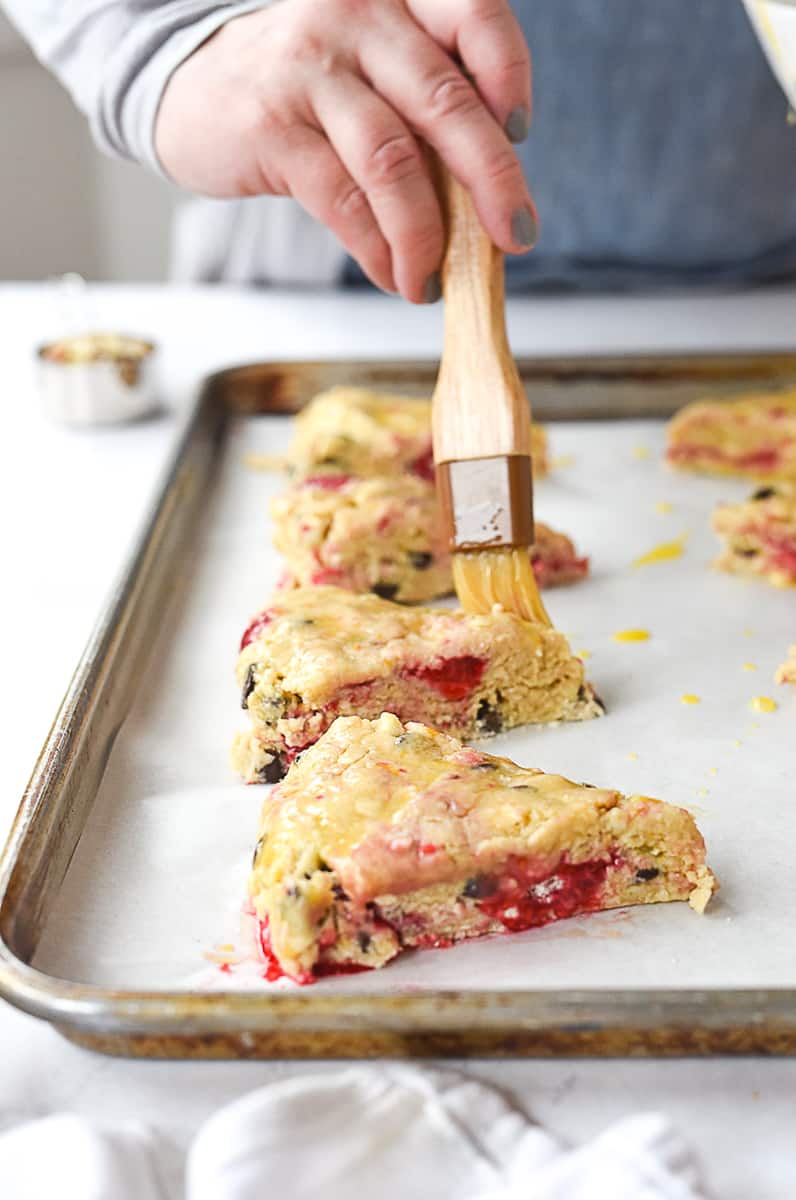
xmin=33 ymin=412 xmax=796 ymax=992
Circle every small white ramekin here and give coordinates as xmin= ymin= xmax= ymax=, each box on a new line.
xmin=35 ymin=333 xmax=160 ymax=427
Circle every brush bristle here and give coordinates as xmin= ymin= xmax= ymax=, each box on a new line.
xmin=452 ymin=547 xmax=551 ymax=626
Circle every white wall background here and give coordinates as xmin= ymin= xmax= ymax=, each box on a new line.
xmin=0 ymin=13 xmax=177 ymax=282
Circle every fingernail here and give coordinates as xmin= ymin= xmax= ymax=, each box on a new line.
xmin=422 ymin=271 xmax=442 ymax=304
xmin=505 ymin=106 xmax=530 ymax=144
xmin=511 ymin=206 xmax=537 ymax=249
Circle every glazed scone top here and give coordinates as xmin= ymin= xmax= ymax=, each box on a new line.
xmin=237 ymin=585 xmax=559 ymax=702
xmin=286 ymin=386 xmax=548 ymax=477
xmin=669 ymin=392 xmax=796 ymax=455
xmin=251 ymin=713 xmax=714 ymax=904
xmin=289 ymin=387 xmax=431 ymax=471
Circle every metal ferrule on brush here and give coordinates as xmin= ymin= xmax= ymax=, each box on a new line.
xmin=436 ymin=454 xmax=534 ymax=552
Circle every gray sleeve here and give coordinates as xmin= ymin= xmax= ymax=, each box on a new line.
xmin=1 ymin=1 xmax=269 ymax=173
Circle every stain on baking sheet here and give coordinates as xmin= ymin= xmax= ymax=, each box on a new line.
xmin=532 ymin=909 xmax=635 ymax=943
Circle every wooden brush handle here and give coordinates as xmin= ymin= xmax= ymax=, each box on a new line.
xmin=432 ymin=162 xmax=531 ymax=464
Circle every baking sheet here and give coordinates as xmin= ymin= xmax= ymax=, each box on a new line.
xmin=33 ymin=413 xmax=796 ymax=993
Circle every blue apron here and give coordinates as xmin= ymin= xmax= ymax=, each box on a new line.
xmin=347 ymin=0 xmax=796 ymax=291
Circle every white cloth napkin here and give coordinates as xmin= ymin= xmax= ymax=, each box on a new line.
xmin=0 ymin=1066 xmax=708 ymax=1200
xmin=0 ymin=1112 xmax=167 ymax=1200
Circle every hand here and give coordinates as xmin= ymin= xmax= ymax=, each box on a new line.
xmin=155 ymin=0 xmax=537 ymax=302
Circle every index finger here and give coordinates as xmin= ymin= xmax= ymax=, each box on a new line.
xmin=407 ymin=0 xmax=532 ymax=141
xmin=358 ymin=22 xmax=536 ymax=255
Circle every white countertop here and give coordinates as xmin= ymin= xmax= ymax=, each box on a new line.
xmin=2 ymin=282 xmax=796 ymax=1196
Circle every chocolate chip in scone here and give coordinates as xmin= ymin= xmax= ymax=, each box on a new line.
xmin=579 ymin=685 xmax=606 ymax=713
xmin=735 ymin=547 xmax=759 ymax=558
xmin=635 ymin=867 xmax=660 ymax=882
xmin=372 ymin=582 xmax=399 ymax=600
xmin=255 ymin=754 xmax=288 ymax=784
xmin=241 ymin=665 xmax=257 ymax=709
xmin=408 ymin=550 xmax=433 ymax=570
xmin=357 ymin=930 xmax=372 ymax=952
xmin=332 ymin=881 xmax=349 ymax=901
xmin=462 ymin=874 xmax=498 ymax=899
xmin=475 ymin=697 xmax=503 ymax=734
xmin=752 ymin=486 xmax=777 ymax=501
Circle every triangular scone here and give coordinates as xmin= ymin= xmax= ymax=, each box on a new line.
xmin=271 ymin=474 xmax=587 ymax=603
xmin=249 ymin=714 xmax=716 ymax=983
xmin=261 ymin=386 xmax=549 ymax=482
xmin=713 ymin=483 xmax=796 ymax=587
xmin=667 ymin=390 xmax=796 ymax=480
xmin=232 ymin=586 xmax=602 ymax=782
xmin=776 ymin=644 xmax=796 ymax=687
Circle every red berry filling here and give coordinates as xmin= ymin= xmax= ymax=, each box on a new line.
xmin=669 ymin=444 xmax=782 ymax=472
xmin=309 ymin=567 xmax=347 ymax=586
xmin=402 ymin=655 xmax=487 ymax=702
xmin=409 ymin=446 xmax=435 ymax=482
xmin=730 ymin=448 xmax=781 ymax=471
xmin=240 ymin=609 xmax=274 ymax=650
xmin=764 ymin=537 xmax=796 ymax=577
xmin=258 ymin=919 xmax=294 ymax=982
xmin=257 ymin=853 xmax=629 ymax=984
xmin=475 ymin=854 xmax=617 ymax=932
xmin=302 ymin=474 xmax=354 ymax=490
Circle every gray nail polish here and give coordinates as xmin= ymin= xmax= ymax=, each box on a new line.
xmin=422 ymin=271 xmax=442 ymax=304
xmin=511 ymin=207 xmax=537 ymax=249
xmin=505 ymin=106 xmax=530 ymax=144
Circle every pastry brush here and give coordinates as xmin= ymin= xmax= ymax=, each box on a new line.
xmin=431 ymin=165 xmax=550 ymax=626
